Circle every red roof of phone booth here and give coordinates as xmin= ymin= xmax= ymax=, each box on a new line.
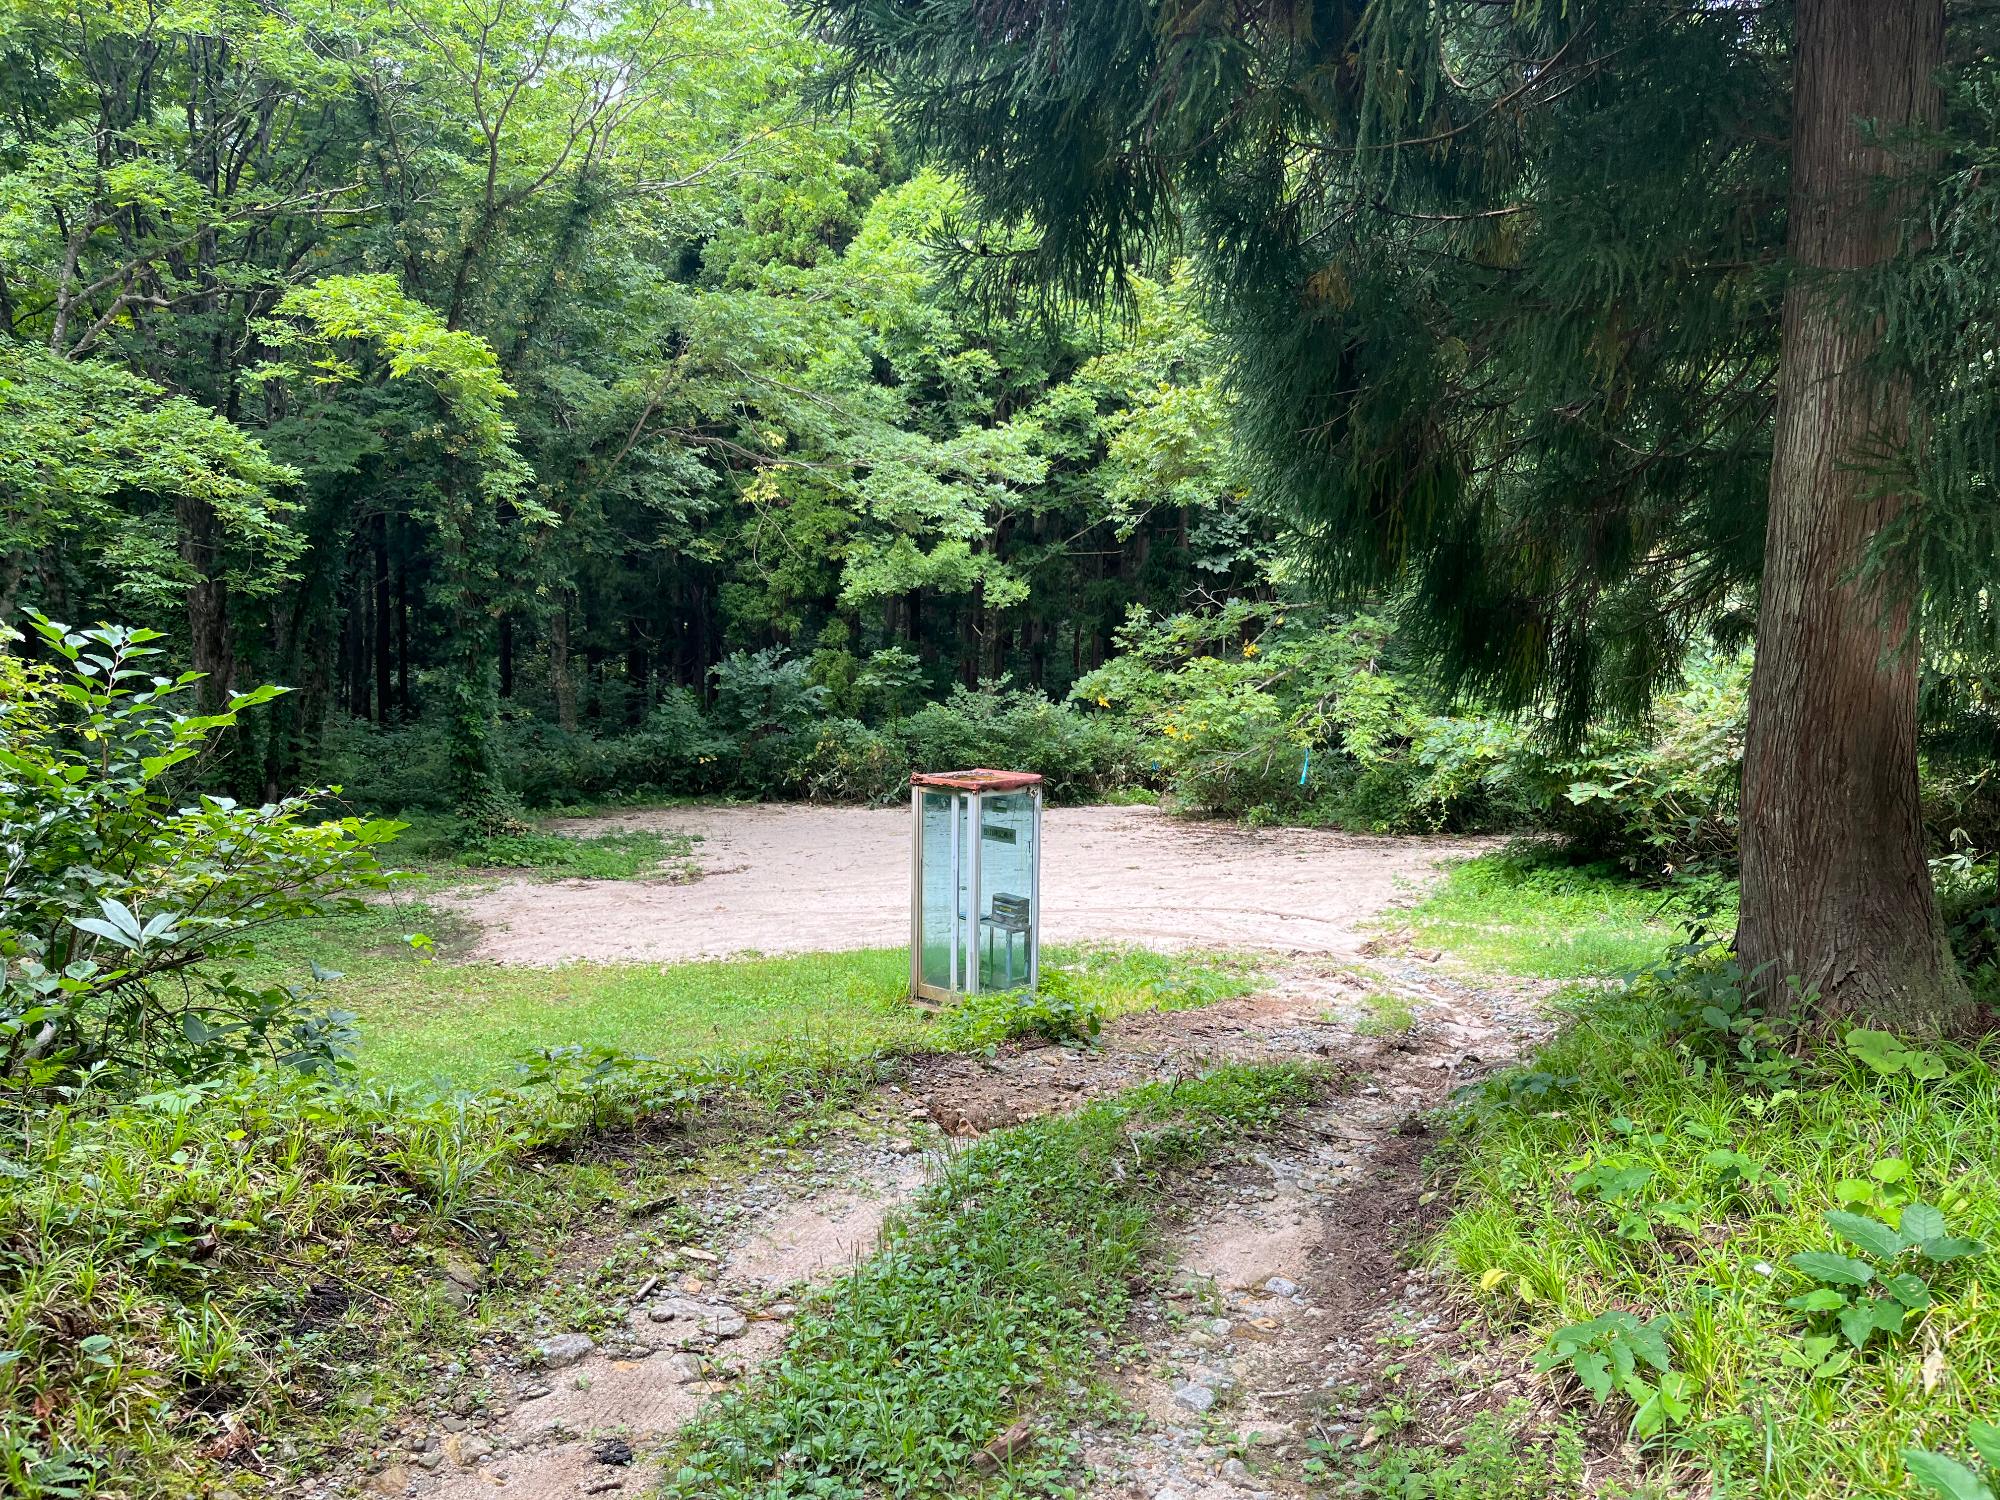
xmin=909 ymin=768 xmax=1044 ymax=792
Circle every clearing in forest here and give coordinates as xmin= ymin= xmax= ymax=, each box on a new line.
xmin=439 ymin=803 xmax=1493 ymax=965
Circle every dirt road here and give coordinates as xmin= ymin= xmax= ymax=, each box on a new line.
xmin=442 ymin=803 xmax=1488 ymax=966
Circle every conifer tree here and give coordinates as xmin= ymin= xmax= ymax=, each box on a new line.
xmin=812 ymin=0 xmax=1998 ymax=1032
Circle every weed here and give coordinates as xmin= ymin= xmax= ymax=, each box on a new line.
xmin=1905 ymin=1421 xmax=2000 ymax=1500
xmin=1306 ymin=1401 xmax=1586 ymax=1497
xmin=1439 ymin=962 xmax=2000 ymax=1497
xmin=1355 ymin=991 xmax=1417 ymax=1037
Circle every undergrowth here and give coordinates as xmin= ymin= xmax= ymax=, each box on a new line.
xmin=663 ymin=1061 xmax=1327 ymax=1499
xmin=1311 ymin=1401 xmax=1588 ymax=1498
xmin=0 ymin=940 xmax=1263 ymax=1497
xmin=1439 ymin=958 xmax=2000 ymax=1498
xmin=1403 ymin=847 xmax=1735 ymax=979
xmin=0 ymin=1043 xmax=881 ymax=1498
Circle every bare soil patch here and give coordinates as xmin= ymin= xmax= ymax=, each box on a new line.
xmin=439 ymin=803 xmax=1491 ymax=965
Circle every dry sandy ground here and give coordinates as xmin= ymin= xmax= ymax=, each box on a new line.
xmin=442 ymin=803 xmax=1490 ymax=965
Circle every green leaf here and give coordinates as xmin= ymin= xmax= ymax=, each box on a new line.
xmin=1846 ymin=1029 xmax=1908 ymax=1075
xmin=1903 ymin=1450 xmax=1996 ymax=1500
xmin=1838 ymin=1302 xmax=1880 ymax=1350
xmin=1969 ymin=1423 xmax=2000 ymax=1471
xmin=1825 ymin=1209 xmax=1906 ymax=1261
xmin=1790 ymin=1251 xmax=1875 ymax=1286
xmin=1918 ymin=1237 xmax=1987 ymax=1264
xmin=1883 ymin=1272 xmax=1933 ymax=1310
xmin=1784 ymin=1289 xmax=1848 ymax=1314
xmin=1903 ymin=1203 xmax=1948 ymax=1242
xmin=1570 ymin=1350 xmax=1612 ymax=1404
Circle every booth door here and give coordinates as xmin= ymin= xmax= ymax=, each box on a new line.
xmin=918 ymin=789 xmax=971 ymax=993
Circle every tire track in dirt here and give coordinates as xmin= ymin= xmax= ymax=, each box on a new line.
xmin=296 ymin=959 xmax=1545 ymax=1500
xmin=1065 ymin=961 xmax=1560 ymax=1499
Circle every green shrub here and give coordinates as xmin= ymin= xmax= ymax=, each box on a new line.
xmin=1521 ymin=648 xmax=1749 ymax=877
xmin=0 ymin=616 xmax=399 ymax=1099
xmin=1075 ymin=602 xmax=1536 ymax=829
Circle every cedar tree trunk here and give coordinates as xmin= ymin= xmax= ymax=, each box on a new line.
xmin=1737 ymin=0 xmax=1970 ymax=1033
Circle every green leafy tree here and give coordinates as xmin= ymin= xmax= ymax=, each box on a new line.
xmin=810 ymin=0 xmax=2000 ymax=1030
xmin=260 ymin=274 xmax=540 ymax=827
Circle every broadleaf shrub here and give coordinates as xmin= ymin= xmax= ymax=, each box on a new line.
xmin=0 ymin=615 xmax=400 ymax=1100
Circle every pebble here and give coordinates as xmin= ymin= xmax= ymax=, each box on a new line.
xmin=1263 ymin=1276 xmax=1300 ymax=1298
xmin=661 ymin=1353 xmax=705 ymax=1383
xmin=538 ymin=1334 xmax=595 ymax=1369
xmin=1171 ymin=1382 xmax=1215 ymax=1413
xmin=1221 ymin=1457 xmax=1254 ymax=1486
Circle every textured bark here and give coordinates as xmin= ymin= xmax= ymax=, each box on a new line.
xmin=1738 ymin=0 xmax=1969 ymax=1033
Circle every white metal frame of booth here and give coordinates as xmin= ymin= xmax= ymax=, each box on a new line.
xmin=909 ymin=769 xmax=1043 ymax=1006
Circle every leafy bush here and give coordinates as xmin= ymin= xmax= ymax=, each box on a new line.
xmin=0 ymin=617 xmax=399 ymax=1099
xmin=1520 ymin=648 xmax=1749 ymax=877
xmin=329 ymin=670 xmax=1144 ymax=812
xmin=1074 ymin=602 xmax=1535 ymax=828
xmin=936 ymin=974 xmax=1104 ymax=1049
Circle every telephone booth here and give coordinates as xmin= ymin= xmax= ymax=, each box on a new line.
xmin=910 ymin=769 xmax=1042 ymax=1005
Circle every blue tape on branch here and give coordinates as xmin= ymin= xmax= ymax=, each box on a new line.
xmin=1299 ymin=745 xmax=1311 ymax=786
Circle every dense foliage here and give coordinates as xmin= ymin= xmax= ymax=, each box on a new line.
xmin=0 ymin=1 xmax=1273 ymax=820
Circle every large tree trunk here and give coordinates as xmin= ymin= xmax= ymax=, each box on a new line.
xmin=1737 ymin=0 xmax=1969 ymax=1034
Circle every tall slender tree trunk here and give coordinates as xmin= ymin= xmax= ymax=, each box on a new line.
xmin=551 ymin=593 xmax=578 ymax=731
xmin=373 ymin=512 xmax=393 ymax=724
xmin=177 ymin=494 xmax=235 ymax=712
xmin=1737 ymin=0 xmax=1969 ymax=1034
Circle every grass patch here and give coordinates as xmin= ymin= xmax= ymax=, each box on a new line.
xmin=1311 ymin=1402 xmax=1586 ymax=1497
xmin=1403 ymin=847 xmax=1734 ymax=979
xmin=0 ymin=939 xmax=1261 ymax=1499
xmin=1436 ymin=970 xmax=2000 ymax=1498
xmin=262 ymin=906 xmax=1258 ymax=1087
xmin=664 ymin=1061 xmax=1326 ymax=1499
xmin=0 ymin=1055 xmax=737 ymax=1500
xmin=1354 ymin=990 xmax=1417 ymax=1038
xmin=383 ymin=813 xmax=698 ymax=880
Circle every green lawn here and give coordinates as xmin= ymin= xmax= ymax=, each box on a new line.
xmin=250 ymin=894 xmax=1257 ymax=1087
xmin=1404 ymin=846 xmax=1735 ymax=979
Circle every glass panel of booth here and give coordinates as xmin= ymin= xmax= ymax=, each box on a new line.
xmin=976 ymin=791 xmax=1036 ymax=990
xmin=916 ymin=788 xmax=961 ymax=993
